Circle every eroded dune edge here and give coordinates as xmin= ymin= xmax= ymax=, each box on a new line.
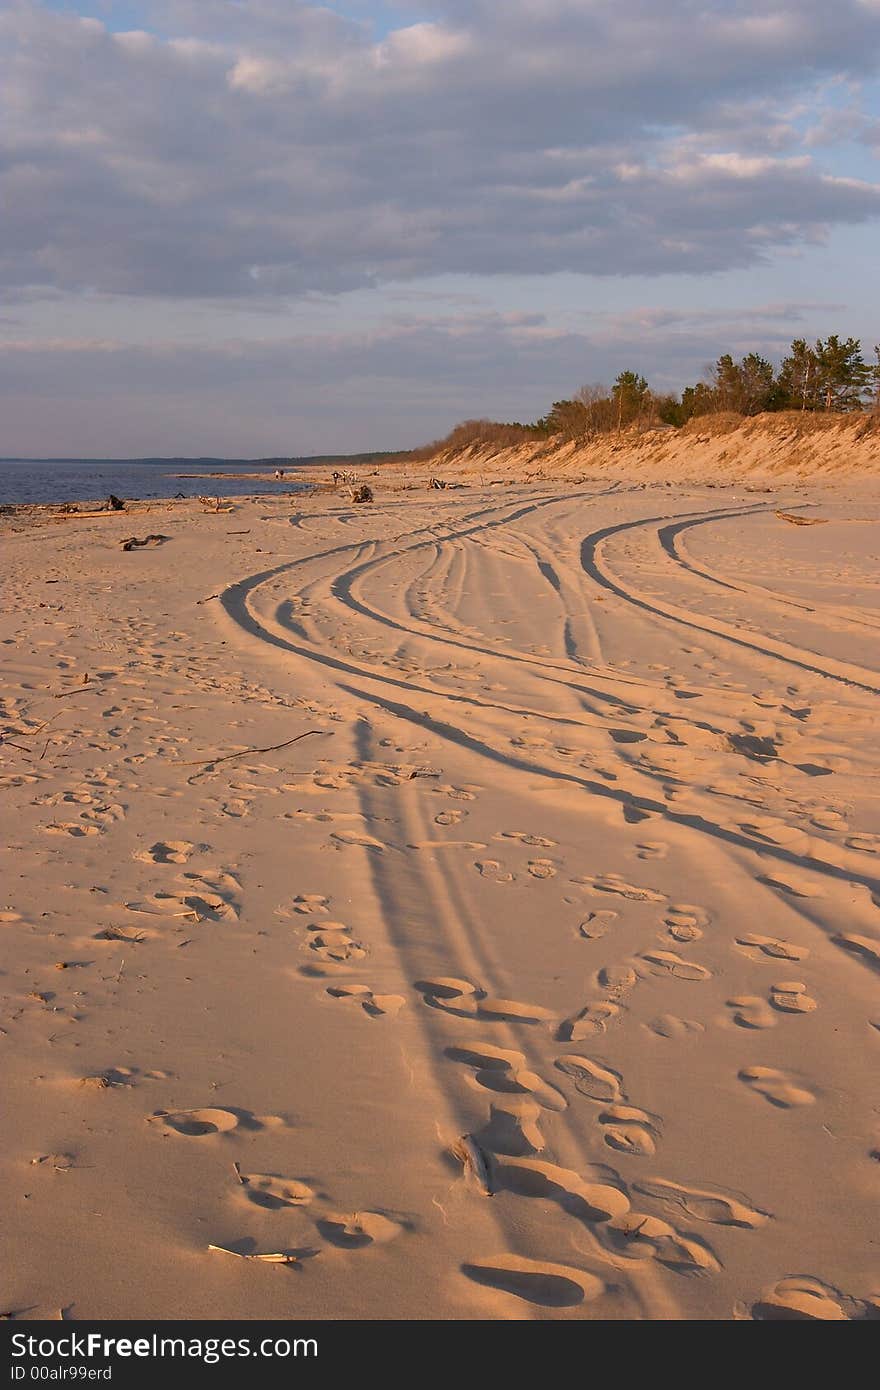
xmin=1 ymin=475 xmax=878 ymax=1321
xmin=416 ymin=411 xmax=880 ymax=486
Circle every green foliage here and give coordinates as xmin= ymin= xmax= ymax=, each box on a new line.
xmin=412 ymin=331 xmax=879 ymax=457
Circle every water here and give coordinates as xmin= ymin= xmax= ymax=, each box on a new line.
xmin=0 ymin=458 xmax=309 ymax=506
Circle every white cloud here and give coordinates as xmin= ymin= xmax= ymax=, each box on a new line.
xmin=0 ymin=0 xmax=878 ymax=303
xmin=0 ymin=295 xmax=861 ymax=455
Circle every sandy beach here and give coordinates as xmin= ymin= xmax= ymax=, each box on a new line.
xmin=2 ymin=472 xmax=878 ymax=1321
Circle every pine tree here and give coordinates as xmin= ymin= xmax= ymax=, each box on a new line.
xmin=814 ymin=336 xmax=870 ymax=412
xmin=870 ymin=345 xmax=880 ymax=413
xmin=612 ymin=371 xmax=650 ymax=430
xmin=738 ymin=353 xmax=775 ymax=415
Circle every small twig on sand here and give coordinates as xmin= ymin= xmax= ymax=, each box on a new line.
xmin=409 ymin=767 xmax=441 ymax=779
xmin=196 ymin=593 xmax=222 ymax=605
xmin=116 ymin=958 xmax=125 ymax=983
xmin=3 ymin=712 xmax=59 ymax=739
xmin=121 ymin=534 xmax=170 ymax=551
xmin=232 ymin=1162 xmax=246 ymax=1186
xmin=180 ymin=729 xmax=326 ymax=769
xmin=39 ymin=739 xmax=51 ymax=760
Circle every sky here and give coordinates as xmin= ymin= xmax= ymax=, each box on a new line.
xmin=2 ymin=0 xmax=880 ymax=457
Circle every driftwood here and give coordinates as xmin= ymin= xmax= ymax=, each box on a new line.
xmin=51 ymin=509 xmax=140 ymax=521
xmin=107 ymin=495 xmax=125 ymax=511
xmin=208 ymin=1245 xmax=299 ymax=1265
xmin=120 ymin=534 xmax=170 ymax=551
xmin=452 ymin=1134 xmax=493 ymax=1196
xmin=349 ymin=485 xmax=373 ymax=504
xmin=180 ymin=729 xmax=326 ymax=769
xmin=775 ymin=510 xmax=828 ymax=527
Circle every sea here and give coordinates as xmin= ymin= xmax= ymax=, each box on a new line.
xmin=0 ymin=458 xmax=310 ymax=507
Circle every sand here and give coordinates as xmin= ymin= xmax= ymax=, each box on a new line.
xmin=1 ymin=470 xmax=878 ymax=1321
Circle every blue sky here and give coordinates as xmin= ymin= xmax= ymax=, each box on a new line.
xmin=2 ymin=0 xmax=879 ymax=456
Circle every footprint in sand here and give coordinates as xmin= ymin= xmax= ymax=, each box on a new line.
xmin=76 ymin=1067 xmax=137 ymax=1091
xmin=447 ymin=1043 xmax=567 ymax=1112
xmin=330 ymin=830 xmax=387 ymax=851
xmin=476 ymin=1098 xmax=546 ymax=1156
xmin=285 ymin=808 xmax=364 ymax=825
xmin=663 ymin=904 xmax=709 ymax=943
xmin=35 ymin=788 xmax=94 ymax=807
xmin=410 ymin=839 xmax=487 ymax=852
xmin=597 ymin=963 xmax=638 ymax=995
xmin=757 ymin=872 xmax=824 ymax=900
xmin=291 ymin=894 xmax=330 ymax=914
xmin=434 ymin=809 xmax=467 ymax=826
xmin=418 ymin=977 xmax=554 ymax=1025
xmin=769 ymin=980 xmax=817 ymax=1014
xmin=749 ymin=1276 xmax=876 ymax=1321
xmin=497 ymin=831 xmax=557 ymax=848
xmin=0 ymin=773 xmax=42 ymax=788
xmin=555 ymin=1054 xmax=625 ymax=1104
xmin=634 ymin=1176 xmax=769 ymax=1228
xmin=727 ymin=996 xmax=776 ymax=1030
xmin=306 ymin=930 xmax=367 ymax=966
xmin=44 ymin=821 xmax=101 ymax=838
xmin=833 ymin=933 xmax=880 ymax=966
xmin=643 ymin=1014 xmax=704 ymax=1041
xmin=736 ymin=933 xmax=810 ymax=962
xmin=740 ymin=818 xmax=812 ymax=855
xmin=475 ymin=860 xmax=515 ymax=883
xmin=636 ymin=841 xmax=668 ymax=861
xmin=608 ymin=1214 xmax=720 ymax=1275
xmin=238 ymin=1173 xmax=315 ymax=1209
xmin=599 ymin=1104 xmax=662 ymax=1157
xmin=135 ymin=840 xmax=197 ymax=865
xmin=527 ymin=859 xmax=557 ymax=879
xmin=845 ymin=833 xmax=880 ymax=855
xmin=559 ymin=1000 xmax=621 ymax=1041
xmin=495 ymin=1156 xmax=630 ymax=1223
xmin=739 ymin=1066 xmax=815 ymax=1108
xmin=325 ymin=984 xmax=405 ymax=1018
xmin=149 ymin=1108 xmax=247 ymax=1136
xmin=639 ymin=950 xmax=712 ymax=982
xmin=461 ymin=1255 xmax=604 ymax=1308
xmin=125 ymin=875 xmax=238 ymax=922
xmin=810 ymin=810 xmax=848 ymax=831
xmin=579 ymin=909 xmax=618 ymax=941
xmin=574 ymin=874 xmax=666 ymax=903
xmin=302 ymin=918 xmax=367 ymax=969
xmin=317 ymin=1211 xmax=405 ymax=1249
xmin=432 ymin=785 xmax=477 ymax=802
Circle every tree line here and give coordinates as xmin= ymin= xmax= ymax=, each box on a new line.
xmin=412 ymin=335 xmax=880 ymax=456
xmin=539 ymin=336 xmax=880 ymax=437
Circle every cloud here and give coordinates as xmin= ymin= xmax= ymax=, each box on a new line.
xmin=0 ymin=298 xmax=852 ymax=456
xmin=1 ymin=0 xmax=879 ymax=302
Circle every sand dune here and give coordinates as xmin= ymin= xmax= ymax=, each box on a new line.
xmin=1 ymin=475 xmax=878 ymax=1320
